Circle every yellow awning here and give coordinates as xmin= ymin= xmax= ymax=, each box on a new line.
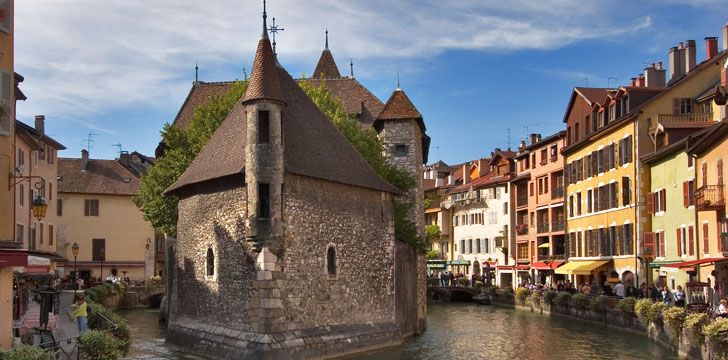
xmin=554 ymin=260 xmax=609 ymax=275
xmin=538 ymin=243 xmax=550 ymax=248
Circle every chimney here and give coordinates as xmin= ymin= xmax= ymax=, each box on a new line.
xmin=669 ymin=46 xmax=683 ymax=81
xmin=722 ymin=62 xmax=727 ymax=87
xmin=637 ymin=74 xmax=645 ymax=87
xmin=723 ymin=19 xmax=728 ymax=51
xmin=529 ymin=133 xmax=541 ymax=145
xmin=644 ymin=63 xmax=665 ymax=88
xmin=34 ymin=115 xmax=45 ymax=134
xmin=462 ymin=164 xmax=467 ymax=184
xmin=630 ymin=78 xmax=636 ymax=87
xmin=81 ymin=149 xmax=89 ymax=171
xmin=685 ymin=40 xmax=696 ymax=74
xmin=706 ymin=37 xmax=719 ymax=60
xmin=119 ymin=151 xmax=130 ymax=167
xmin=518 ymin=141 xmax=526 ymax=152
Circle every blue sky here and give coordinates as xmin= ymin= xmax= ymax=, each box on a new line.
xmin=13 ymin=0 xmax=727 ymax=165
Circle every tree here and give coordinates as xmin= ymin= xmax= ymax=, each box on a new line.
xmin=133 ymin=81 xmax=248 ymax=236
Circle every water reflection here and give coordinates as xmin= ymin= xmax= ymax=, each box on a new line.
xmin=120 ymin=303 xmax=678 ymax=360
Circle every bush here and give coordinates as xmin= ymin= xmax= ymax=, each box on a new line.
xmin=590 ymin=295 xmax=608 ymax=313
xmin=649 ymin=302 xmax=667 ymax=327
xmin=85 ymin=301 xmax=131 ymax=356
xmin=426 ymin=277 xmax=440 ymax=286
xmin=531 ymin=291 xmax=542 ymax=307
xmin=0 ymin=344 xmax=51 ymax=360
xmin=543 ymin=290 xmax=557 ymax=305
xmin=78 ymin=330 xmax=122 ymax=360
xmin=684 ymin=313 xmax=709 ymax=347
xmin=515 ymin=287 xmax=530 ymax=305
xmin=572 ymin=294 xmax=589 ymax=311
xmin=704 ymin=319 xmax=728 ymax=359
xmin=425 ymin=250 xmax=440 ymax=260
xmin=474 ymin=281 xmax=484 ymax=292
xmin=663 ymin=307 xmax=686 ymax=338
xmin=635 ymin=299 xmax=654 ymax=326
xmin=555 ymin=291 xmax=572 ymax=306
xmin=457 ymin=277 xmax=470 ymax=287
xmin=503 ymin=286 xmax=514 ymax=296
xmin=618 ymin=297 xmax=637 ymax=315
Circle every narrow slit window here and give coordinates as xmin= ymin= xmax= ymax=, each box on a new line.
xmin=258 ymin=110 xmax=270 ymax=144
xmin=206 ymin=248 xmax=215 ymax=276
xmin=259 ymin=183 xmax=270 ymax=218
xmin=327 ymin=246 xmax=336 ymax=275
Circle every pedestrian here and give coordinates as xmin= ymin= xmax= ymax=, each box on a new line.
xmin=603 ymin=282 xmax=613 ymax=296
xmin=718 ymin=299 xmax=728 ymax=318
xmin=448 ymin=271 xmax=455 ymax=286
xmin=661 ymin=286 xmax=673 ymax=306
xmin=650 ymin=283 xmax=660 ymax=301
xmin=615 ymin=281 xmax=625 ymax=298
xmin=637 ymin=283 xmax=648 ymax=299
xmin=440 ymin=272 xmax=447 ymax=286
xmin=626 ymin=283 xmax=638 ymax=298
xmin=673 ymin=285 xmax=685 ymax=307
xmin=70 ymin=295 xmax=88 ymax=333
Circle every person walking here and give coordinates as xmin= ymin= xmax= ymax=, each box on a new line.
xmin=615 ymin=281 xmax=625 ymax=299
xmin=70 ymin=295 xmax=88 ymax=333
xmin=673 ymin=285 xmax=685 ymax=307
xmin=661 ymin=286 xmax=673 ymax=306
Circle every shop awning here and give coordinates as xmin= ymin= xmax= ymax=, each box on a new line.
xmin=662 ymin=257 xmax=728 ymax=268
xmin=447 ymin=260 xmax=471 ymax=266
xmin=554 ymin=260 xmax=609 ymax=275
xmin=515 ymin=265 xmax=529 ymax=270
xmin=649 ymin=260 xmax=682 ymax=268
xmin=0 ymin=249 xmax=29 ymax=267
xmin=531 ymin=261 xmax=564 ymax=270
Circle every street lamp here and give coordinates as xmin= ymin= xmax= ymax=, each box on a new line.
xmin=31 ymin=196 xmax=48 ymax=221
xmin=486 ymin=257 xmax=493 ymax=286
xmin=544 ymin=255 xmax=555 ymax=287
xmin=99 ymin=247 xmax=105 ymax=283
xmin=72 ymin=243 xmax=79 ymax=296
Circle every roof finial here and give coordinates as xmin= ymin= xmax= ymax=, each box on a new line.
xmin=194 ymin=62 xmax=199 ymax=85
xmin=350 ymin=59 xmax=353 ymax=78
xmin=268 ymin=17 xmax=284 ymax=57
xmin=396 ymin=73 xmax=400 ymax=90
xmin=325 ymin=29 xmax=329 ymax=50
xmin=261 ymin=0 xmax=269 ymax=39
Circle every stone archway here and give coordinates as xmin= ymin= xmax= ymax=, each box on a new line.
xmin=622 ymin=270 xmax=635 ymax=286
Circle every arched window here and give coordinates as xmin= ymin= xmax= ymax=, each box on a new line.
xmin=327 ymin=246 xmax=336 ymax=276
xmin=206 ymin=248 xmax=215 ymax=277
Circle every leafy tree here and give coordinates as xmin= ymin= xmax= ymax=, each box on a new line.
xmin=133 ymin=81 xmax=248 ymax=236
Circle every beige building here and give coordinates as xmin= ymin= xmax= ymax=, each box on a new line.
xmin=57 ymin=150 xmax=157 ymax=285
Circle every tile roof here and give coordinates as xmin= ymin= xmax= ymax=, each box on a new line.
xmin=313 ymin=49 xmax=341 ymax=79
xmin=574 ymin=87 xmax=612 ymax=105
xmin=166 ymin=40 xmax=399 ymax=195
xmin=58 ymin=158 xmax=141 ymax=196
xmin=15 ymin=120 xmax=66 ymax=150
xmin=302 ymin=77 xmax=385 ymax=128
xmin=377 ymin=89 xmax=423 ymax=121
xmin=172 ymin=82 xmax=235 ymax=130
xmin=242 ymin=37 xmax=285 ymax=105
xmin=449 ymin=172 xmax=511 ymax=194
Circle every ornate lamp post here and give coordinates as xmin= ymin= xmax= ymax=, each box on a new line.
xmin=544 ymin=255 xmax=555 ymax=287
xmin=99 ymin=247 xmax=105 ymax=283
xmin=31 ymin=195 xmax=48 ymax=221
xmin=72 ymin=243 xmax=79 ymax=295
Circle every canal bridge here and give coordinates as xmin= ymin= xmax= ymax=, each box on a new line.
xmin=427 ymin=286 xmax=478 ymax=302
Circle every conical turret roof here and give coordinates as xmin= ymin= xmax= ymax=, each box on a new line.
xmin=377 ymin=88 xmax=423 ymax=122
xmin=242 ymin=35 xmax=286 ymax=104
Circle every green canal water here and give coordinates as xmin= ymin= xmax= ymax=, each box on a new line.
xmin=120 ymin=302 xmax=678 ymax=360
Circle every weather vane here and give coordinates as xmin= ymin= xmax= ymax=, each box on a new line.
xmin=268 ymin=17 xmax=284 ymax=56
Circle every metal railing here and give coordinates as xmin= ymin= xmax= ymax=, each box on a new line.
xmin=537 ymin=222 xmax=550 ymax=234
xmin=33 ymin=309 xmax=120 ymax=360
xmin=516 ymin=224 xmax=529 ymax=236
xmin=517 ymin=195 xmax=528 ymax=207
xmin=551 ymin=186 xmax=564 ymax=199
xmin=695 ymin=185 xmax=725 ymax=210
xmin=551 ymin=220 xmax=565 ymax=232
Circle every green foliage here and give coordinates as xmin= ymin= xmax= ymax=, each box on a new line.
xmin=424 ymin=196 xmax=433 ymax=209
xmin=134 ymin=81 xmax=249 ymax=236
xmin=0 ymin=344 xmax=51 ymax=360
xmin=555 ymin=291 xmax=572 ymax=306
xmin=148 ymin=276 xmax=162 ymax=286
xmin=425 ymin=250 xmax=440 ymax=260
xmin=618 ymin=297 xmax=637 ymax=314
xmin=426 ymin=277 xmax=440 ymax=286
xmin=531 ymin=291 xmax=542 ymax=307
xmin=543 ymin=290 xmax=557 ymax=305
xmin=635 ymin=299 xmax=654 ymax=326
xmin=85 ymin=301 xmax=131 ymax=356
xmin=457 ymin=277 xmax=470 ymax=287
xmin=684 ymin=312 xmax=709 ymax=347
xmin=663 ymin=307 xmax=686 ymax=338
xmin=590 ymin=295 xmax=608 ymax=313
xmin=78 ymin=330 xmax=122 ymax=360
xmin=649 ymin=302 xmax=667 ymax=326
xmin=515 ymin=287 xmax=530 ymax=305
xmin=425 ymin=225 xmax=441 ymax=239
xmin=503 ymin=286 xmax=514 ymax=296
xmin=572 ymin=293 xmax=589 ymax=311
xmin=393 ymin=200 xmax=427 ymax=252
xmin=704 ymin=319 xmax=728 ymax=358
xmin=84 ymin=282 xmax=128 ymax=304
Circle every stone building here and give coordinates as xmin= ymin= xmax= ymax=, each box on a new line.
xmin=164 ymin=13 xmax=427 ymax=359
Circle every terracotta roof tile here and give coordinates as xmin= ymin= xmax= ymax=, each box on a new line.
xmin=313 ymin=49 xmax=341 ymax=79
xmin=242 ymin=37 xmax=285 ymax=104
xmin=302 ymin=78 xmax=384 ymax=127
xmin=172 ymin=82 xmax=235 ymax=130
xmin=377 ymin=89 xmax=422 ymax=120
xmin=58 ymin=158 xmax=141 ymax=196
xmin=574 ymin=87 xmax=611 ymax=105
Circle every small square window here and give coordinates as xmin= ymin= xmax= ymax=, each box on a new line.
xmin=395 ymin=144 xmax=406 ymax=156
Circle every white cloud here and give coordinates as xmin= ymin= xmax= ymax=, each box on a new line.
xmin=14 ymin=0 xmax=654 ymax=128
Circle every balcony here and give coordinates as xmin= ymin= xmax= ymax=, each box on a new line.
xmin=537 ymin=222 xmax=550 ymax=234
xmin=651 ymin=113 xmax=714 ymax=131
xmin=551 ymin=220 xmax=565 ymax=232
xmin=551 ymin=186 xmax=564 ymax=200
xmin=516 ymin=224 xmax=529 ymax=236
xmin=517 ymin=194 xmax=528 ymax=208
xmin=695 ymin=185 xmax=725 ymax=211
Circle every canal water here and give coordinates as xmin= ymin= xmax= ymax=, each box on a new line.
xmin=120 ymin=302 xmax=678 ymax=360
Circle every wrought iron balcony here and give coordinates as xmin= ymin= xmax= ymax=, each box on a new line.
xmin=517 ymin=194 xmax=528 ymax=208
xmin=516 ymin=224 xmax=529 ymax=236
xmin=551 ymin=220 xmax=565 ymax=232
xmin=537 ymin=222 xmax=550 ymax=234
xmin=551 ymin=186 xmax=564 ymax=200
xmin=695 ymin=185 xmax=725 ymax=211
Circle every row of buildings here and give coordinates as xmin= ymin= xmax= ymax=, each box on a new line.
xmin=0 ymin=1 xmax=161 ymax=347
xmin=425 ymin=21 xmax=728 ymax=296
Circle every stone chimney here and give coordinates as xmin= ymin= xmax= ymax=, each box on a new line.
xmin=685 ymin=40 xmax=697 ymax=74
xmin=119 ymin=151 xmax=130 ymax=167
xmin=81 ymin=149 xmax=89 ymax=171
xmin=723 ymin=19 xmax=728 ymax=51
xmin=630 ymin=78 xmax=636 ymax=87
xmin=722 ymin=60 xmax=727 ymax=87
xmin=669 ymin=46 xmax=684 ymax=81
xmin=34 ymin=115 xmax=45 ymax=134
xmin=644 ymin=63 xmax=666 ymax=88
xmin=637 ymin=74 xmax=645 ymax=87
xmin=529 ymin=133 xmax=541 ymax=145
xmin=518 ymin=141 xmax=526 ymax=152
xmin=706 ymin=37 xmax=719 ymax=60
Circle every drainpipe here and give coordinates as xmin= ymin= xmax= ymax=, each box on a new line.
xmin=689 ymin=138 xmax=701 ymax=281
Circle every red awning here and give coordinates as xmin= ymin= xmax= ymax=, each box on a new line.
xmin=515 ymin=265 xmax=529 ymax=270
xmin=531 ymin=261 xmax=564 ymax=270
xmin=0 ymin=250 xmax=29 ymax=267
xmin=662 ymin=257 xmax=728 ymax=268
xmin=497 ymin=265 xmax=513 ymax=270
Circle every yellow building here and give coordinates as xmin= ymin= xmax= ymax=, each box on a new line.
xmin=57 ymin=151 xmax=158 ymax=285
xmin=559 ymin=38 xmax=728 ymax=289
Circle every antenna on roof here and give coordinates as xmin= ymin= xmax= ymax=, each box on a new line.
xmin=599 ymin=75 xmax=618 ymax=88
xmin=194 ymin=63 xmax=199 ymax=85
xmin=111 ymin=143 xmax=122 ymax=156
xmin=396 ymin=73 xmax=400 ymax=90
xmin=268 ymin=17 xmax=284 ymax=56
xmin=506 ymin=128 xmax=511 ymax=150
xmin=522 ymin=124 xmax=537 ymax=139
xmin=434 ymin=146 xmax=441 ymax=160
xmin=350 ymin=59 xmax=353 ymax=78
xmin=82 ymin=132 xmax=99 ymax=153
xmin=325 ymin=29 xmax=329 ymax=50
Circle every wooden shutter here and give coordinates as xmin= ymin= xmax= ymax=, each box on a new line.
xmin=673 ymin=98 xmax=681 ymax=114
xmin=644 ymin=232 xmax=655 ymax=256
xmin=661 ymin=189 xmax=666 ymax=212
xmin=647 ymin=192 xmax=654 ymax=214
xmin=703 ymin=223 xmax=710 ymax=253
xmin=660 ymin=231 xmax=666 ymax=257
xmin=688 ymin=226 xmax=694 ymax=256
xmin=683 ymin=181 xmax=689 ymax=207
xmin=564 ymin=162 xmax=570 ymax=185
xmin=676 ymin=228 xmax=682 ymax=256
